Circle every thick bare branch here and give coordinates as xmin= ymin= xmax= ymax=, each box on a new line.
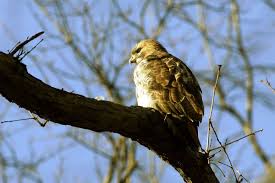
xmin=0 ymin=52 xmax=218 ymax=182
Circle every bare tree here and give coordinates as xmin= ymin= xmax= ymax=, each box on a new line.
xmin=0 ymin=0 xmax=274 ymax=182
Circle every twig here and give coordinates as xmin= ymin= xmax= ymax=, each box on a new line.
xmin=0 ymin=117 xmax=35 ymax=124
xmin=9 ymin=31 xmax=44 ymax=56
xmin=205 ymin=65 xmax=239 ymax=182
xmin=261 ymin=79 xmax=275 ymax=93
xmin=217 ymin=161 xmax=232 ymax=168
xmin=209 ymin=129 xmax=263 ymax=152
xmin=208 ymin=149 xmax=221 ymax=159
xmin=206 ymin=65 xmax=222 ymax=152
xmin=210 ymin=162 xmax=226 ymax=178
xmin=236 ymin=169 xmax=250 ymax=183
xmin=19 ymin=39 xmax=44 ymax=61
xmin=29 ymin=112 xmax=48 ymax=127
xmin=210 ymin=117 xmax=239 ymax=181
xmin=217 ymin=160 xmax=249 ymax=182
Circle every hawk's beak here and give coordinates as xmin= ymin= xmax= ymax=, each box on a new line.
xmin=129 ymin=55 xmax=136 ymax=64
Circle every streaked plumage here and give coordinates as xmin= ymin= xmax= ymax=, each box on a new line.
xmin=129 ymin=39 xmax=204 ymax=147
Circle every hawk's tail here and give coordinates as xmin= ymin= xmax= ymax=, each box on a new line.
xmin=165 ymin=117 xmax=201 ymax=151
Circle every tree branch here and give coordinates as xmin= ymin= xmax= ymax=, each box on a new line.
xmin=0 ymin=52 xmax=219 ymax=183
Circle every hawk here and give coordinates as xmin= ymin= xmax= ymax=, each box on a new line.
xmin=129 ymin=39 xmax=204 ymax=148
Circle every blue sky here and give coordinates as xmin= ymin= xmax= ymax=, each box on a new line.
xmin=0 ymin=1 xmax=275 ymax=183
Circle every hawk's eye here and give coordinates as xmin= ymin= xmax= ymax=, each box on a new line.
xmin=136 ymin=47 xmax=142 ymax=53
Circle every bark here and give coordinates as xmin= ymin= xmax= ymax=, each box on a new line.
xmin=0 ymin=52 xmax=219 ymax=183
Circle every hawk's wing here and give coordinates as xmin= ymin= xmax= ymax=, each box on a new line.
xmin=143 ymin=55 xmax=204 ymax=125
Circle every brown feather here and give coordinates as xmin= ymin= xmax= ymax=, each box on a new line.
xmin=131 ymin=39 xmax=204 ymax=148
xmin=131 ymin=40 xmax=204 ymax=123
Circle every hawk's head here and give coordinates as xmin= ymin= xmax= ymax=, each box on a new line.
xmin=129 ymin=39 xmax=168 ymax=64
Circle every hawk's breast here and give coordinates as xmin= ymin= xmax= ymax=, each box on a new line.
xmin=135 ymin=86 xmax=155 ymax=108
xmin=133 ymin=60 xmax=157 ymax=109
